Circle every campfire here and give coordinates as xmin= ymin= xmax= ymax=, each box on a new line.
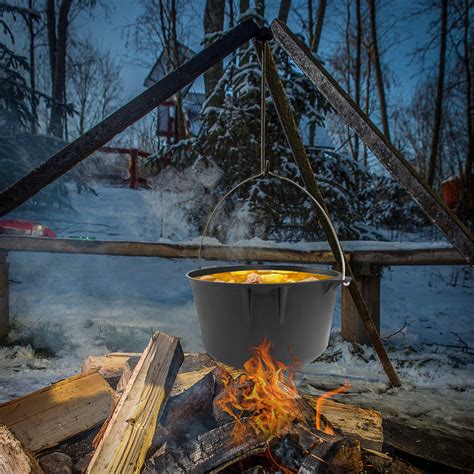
xmin=0 ymin=331 xmax=426 ymax=473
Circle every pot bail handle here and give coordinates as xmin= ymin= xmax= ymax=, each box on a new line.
xmin=198 ymin=173 xmax=350 ymax=287
xmin=268 ymin=172 xmax=349 ymax=286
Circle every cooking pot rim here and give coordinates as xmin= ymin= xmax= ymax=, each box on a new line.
xmin=186 ymin=264 xmax=349 ymax=286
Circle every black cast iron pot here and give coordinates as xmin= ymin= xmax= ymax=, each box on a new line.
xmin=187 ymin=264 xmax=348 ymax=367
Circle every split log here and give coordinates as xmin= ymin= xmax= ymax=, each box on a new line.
xmin=147 ymin=418 xmax=362 ymax=473
xmin=87 ymin=332 xmax=184 ymax=474
xmin=303 ymin=396 xmax=383 ymax=451
xmin=145 ymin=419 xmax=265 ymax=473
xmin=0 ymin=371 xmax=114 ymax=453
xmin=298 ymin=436 xmax=363 ymax=473
xmin=0 ymin=424 xmax=43 ymax=473
xmin=81 ymin=352 xmax=140 ymax=389
xmin=116 ymin=355 xmax=141 ymax=392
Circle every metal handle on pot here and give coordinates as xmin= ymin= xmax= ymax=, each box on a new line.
xmin=198 ymin=171 xmax=350 ymax=286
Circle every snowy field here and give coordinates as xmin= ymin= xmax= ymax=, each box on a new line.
xmin=1 ymin=184 xmax=473 ymax=443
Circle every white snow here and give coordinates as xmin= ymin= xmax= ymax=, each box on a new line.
xmin=2 ymin=184 xmax=473 ymax=441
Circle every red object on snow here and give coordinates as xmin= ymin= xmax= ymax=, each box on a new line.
xmin=0 ymin=219 xmax=57 ymax=238
xmin=442 ymin=175 xmax=474 ymax=211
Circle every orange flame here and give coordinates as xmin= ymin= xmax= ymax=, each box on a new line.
xmin=315 ymin=381 xmax=351 ymax=434
xmin=217 ymin=339 xmax=302 ymax=440
xmin=217 ymin=339 xmax=351 ymax=442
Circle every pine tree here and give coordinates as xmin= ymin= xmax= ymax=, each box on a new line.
xmin=150 ymin=11 xmax=377 ymax=242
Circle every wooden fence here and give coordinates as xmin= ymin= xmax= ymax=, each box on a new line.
xmin=0 ymin=236 xmax=465 ymax=344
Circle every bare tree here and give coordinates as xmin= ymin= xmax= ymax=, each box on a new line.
xmin=427 ymin=0 xmax=448 ymax=188
xmin=26 ymin=0 xmax=38 ymax=134
xmin=367 ymin=0 xmax=390 ymax=141
xmin=47 ymin=0 xmax=72 ymax=138
xmin=204 ymin=0 xmax=226 ymax=106
xmin=307 ymin=0 xmax=327 ymax=146
xmin=68 ymin=40 xmax=123 ymax=137
xmin=310 ymin=0 xmax=326 ymax=54
xmin=278 ymin=0 xmax=291 ymax=23
xmin=353 ymin=0 xmax=362 ymax=162
xmin=459 ymin=0 xmax=472 ymax=218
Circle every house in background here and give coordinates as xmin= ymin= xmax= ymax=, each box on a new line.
xmin=144 ymin=43 xmax=205 ymax=144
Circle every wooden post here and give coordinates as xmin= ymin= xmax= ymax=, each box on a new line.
xmin=0 ymin=252 xmax=9 ymax=339
xmin=341 ymin=263 xmax=381 ymax=345
xmin=129 ymin=150 xmax=138 ymax=189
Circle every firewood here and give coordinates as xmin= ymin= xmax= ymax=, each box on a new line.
xmin=303 ymin=395 xmax=383 ymax=451
xmin=116 ymin=355 xmax=141 ymax=392
xmin=145 ymin=419 xmax=266 ymax=474
xmin=0 ymin=371 xmax=114 ymax=453
xmin=81 ymin=352 xmax=140 ymax=389
xmin=38 ymin=452 xmax=73 ymax=474
xmin=87 ymin=332 xmax=184 ymax=474
xmin=299 ymin=436 xmax=363 ymax=473
xmin=152 ymin=366 xmax=229 ymax=451
xmin=0 ymin=425 xmax=44 ymax=474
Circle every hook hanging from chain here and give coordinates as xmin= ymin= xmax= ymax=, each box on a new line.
xmin=260 ymin=41 xmax=270 ymax=176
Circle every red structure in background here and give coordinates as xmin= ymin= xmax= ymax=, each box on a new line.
xmin=442 ymin=175 xmax=474 ymax=213
xmin=99 ymin=147 xmax=151 ymax=190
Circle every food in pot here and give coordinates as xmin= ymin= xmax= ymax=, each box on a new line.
xmin=196 ymin=269 xmax=332 ymax=284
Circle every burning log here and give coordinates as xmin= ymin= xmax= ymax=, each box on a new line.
xmin=146 ymin=419 xmax=363 ymax=473
xmin=87 ymin=332 xmax=184 ymax=473
xmin=145 ymin=419 xmax=265 ymax=473
xmin=0 ymin=425 xmax=44 ymax=474
xmin=0 ymin=371 xmax=114 ymax=453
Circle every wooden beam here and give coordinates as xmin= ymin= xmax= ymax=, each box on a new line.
xmin=255 ymin=40 xmax=401 ymax=387
xmin=0 ymin=252 xmax=9 ymax=339
xmin=0 ymin=19 xmax=262 ymax=217
xmin=342 ymin=263 xmax=381 ymax=345
xmin=351 ymin=247 xmax=465 ymax=265
xmin=0 ymin=236 xmax=466 ymax=265
xmin=0 ymin=235 xmax=340 ymax=263
xmin=270 ymin=19 xmax=474 ymax=265
xmin=0 ymin=425 xmax=43 ymax=474
xmin=0 ymin=371 xmax=114 ymax=453
xmin=87 ymin=332 xmax=184 ymax=474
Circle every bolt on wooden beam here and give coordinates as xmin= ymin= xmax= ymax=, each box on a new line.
xmin=254 ymin=39 xmax=401 ymax=387
xmin=270 ymin=19 xmax=474 ymax=265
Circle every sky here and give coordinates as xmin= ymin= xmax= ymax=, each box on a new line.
xmin=73 ymin=0 xmax=437 ymax=103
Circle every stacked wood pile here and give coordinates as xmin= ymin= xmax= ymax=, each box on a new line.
xmin=0 ymin=331 xmax=422 ymax=473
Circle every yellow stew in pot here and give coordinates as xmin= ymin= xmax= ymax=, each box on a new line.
xmin=197 ymin=269 xmax=333 ymax=284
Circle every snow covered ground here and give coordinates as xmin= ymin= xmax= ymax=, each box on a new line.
xmin=2 ymin=184 xmax=473 ymax=442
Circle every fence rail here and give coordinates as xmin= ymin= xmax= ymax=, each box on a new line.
xmin=0 ymin=235 xmax=467 ymax=343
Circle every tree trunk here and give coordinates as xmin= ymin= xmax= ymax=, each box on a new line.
xmin=278 ymin=0 xmax=291 ymax=24
xmin=427 ymin=0 xmax=448 ymax=188
xmin=27 ymin=0 xmax=37 ymax=134
xmin=238 ymin=0 xmax=250 ymax=65
xmin=354 ymin=0 xmax=362 ymax=162
xmin=204 ymin=0 xmax=226 ymax=106
xmin=48 ymin=0 xmax=72 ymax=139
xmin=461 ymin=0 xmax=472 ymax=218
xmin=367 ymin=0 xmax=390 ymax=142
xmin=310 ymin=0 xmax=326 ymax=53
xmin=170 ymin=0 xmax=186 ymax=141
xmin=46 ymin=0 xmax=56 ymax=92
xmin=308 ymin=0 xmax=326 ymax=147
xmin=256 ymin=0 xmax=264 ymax=25
xmin=363 ymin=49 xmax=371 ymax=166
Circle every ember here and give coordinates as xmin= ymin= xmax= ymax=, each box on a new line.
xmin=216 ymin=338 xmax=350 ymax=442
